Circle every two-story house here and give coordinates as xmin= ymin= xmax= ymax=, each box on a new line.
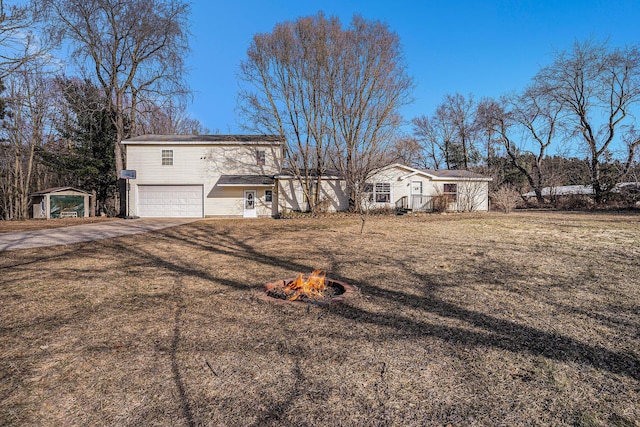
xmin=124 ymin=134 xmax=492 ymax=218
xmin=122 ymin=134 xmax=283 ymax=218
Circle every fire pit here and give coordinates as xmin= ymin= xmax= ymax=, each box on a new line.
xmin=262 ymin=270 xmax=355 ymax=307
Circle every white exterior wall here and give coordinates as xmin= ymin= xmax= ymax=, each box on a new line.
xmin=125 ymin=143 xmax=281 ymax=217
xmin=450 ymin=180 xmax=490 ymax=211
xmin=367 ymin=167 xmax=437 ymax=208
xmin=368 ymin=165 xmax=491 ymax=211
xmin=278 ymin=178 xmax=348 ymax=213
xmin=417 ymin=180 xmax=490 ymax=211
xmin=206 ymin=186 xmax=274 ymax=217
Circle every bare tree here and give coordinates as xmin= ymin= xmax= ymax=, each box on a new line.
xmin=0 ymin=53 xmax=58 ymax=219
xmin=326 ymin=15 xmax=413 ymax=210
xmin=412 ymin=114 xmax=448 ymax=169
xmin=457 ymin=178 xmax=487 ymax=212
xmin=445 ymin=93 xmax=478 ymax=170
xmin=476 ymin=90 xmax=562 ymax=205
xmin=239 ymin=14 xmax=336 ymax=211
xmin=388 ymin=135 xmax=424 ymax=167
xmin=45 ymin=0 xmax=191 ymax=180
xmin=413 ymin=93 xmax=479 ymax=171
xmin=239 ymin=13 xmax=412 ymax=212
xmin=135 ymin=99 xmax=209 ymax=136
xmin=0 ymin=0 xmax=47 ymax=78
xmin=534 ymin=40 xmax=640 ymax=203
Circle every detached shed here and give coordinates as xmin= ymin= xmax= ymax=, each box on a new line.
xmin=30 ymin=187 xmax=91 ymax=219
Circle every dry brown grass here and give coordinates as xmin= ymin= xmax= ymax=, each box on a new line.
xmin=1 ymin=211 xmax=639 ymax=426
xmin=0 ymin=217 xmax=117 ymax=234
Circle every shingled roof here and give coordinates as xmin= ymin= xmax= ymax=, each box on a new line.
xmin=30 ymin=186 xmax=90 ymax=196
xmin=122 ymin=134 xmax=284 ymax=144
xmin=216 ymin=175 xmax=275 ymax=186
xmin=422 ymin=169 xmax=489 ymax=179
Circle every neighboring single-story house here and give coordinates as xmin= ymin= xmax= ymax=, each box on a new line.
xmin=30 ymin=187 xmax=91 ymax=219
xmin=522 ymin=183 xmax=640 ymax=198
xmin=521 ymin=185 xmax=595 ymax=200
xmin=123 ymin=135 xmax=492 ymax=218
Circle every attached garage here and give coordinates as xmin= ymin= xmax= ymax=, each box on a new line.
xmin=137 ymin=185 xmax=203 ymax=218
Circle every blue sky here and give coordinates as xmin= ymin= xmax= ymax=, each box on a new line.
xmin=187 ymin=0 xmax=639 ymax=134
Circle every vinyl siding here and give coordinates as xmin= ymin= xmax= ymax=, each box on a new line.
xmin=126 ymin=143 xmax=281 ymax=217
xmin=206 ymin=186 xmax=273 ymax=217
xmin=278 ymin=178 xmax=348 ymax=212
xmin=369 ymin=166 xmax=490 ymax=211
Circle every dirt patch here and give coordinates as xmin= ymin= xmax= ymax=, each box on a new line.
xmin=1 ymin=212 xmax=639 ymax=426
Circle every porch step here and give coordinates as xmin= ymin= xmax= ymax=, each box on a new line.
xmin=395 ymin=208 xmax=410 ymax=215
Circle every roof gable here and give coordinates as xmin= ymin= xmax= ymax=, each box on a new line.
xmin=30 ymin=186 xmax=90 ymax=196
xmin=378 ymin=163 xmax=492 ymax=181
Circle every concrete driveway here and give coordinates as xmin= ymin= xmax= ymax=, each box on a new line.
xmin=0 ymin=218 xmax=200 ymax=252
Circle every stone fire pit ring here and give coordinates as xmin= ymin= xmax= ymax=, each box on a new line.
xmin=261 ymin=277 xmax=356 ymax=307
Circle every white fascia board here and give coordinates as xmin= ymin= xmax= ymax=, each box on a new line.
xmin=429 ymin=176 xmax=493 ymax=182
xmin=216 ymin=183 xmax=274 ymax=187
xmin=122 ymin=141 xmax=280 ymax=146
xmin=276 ymin=175 xmax=343 ymax=180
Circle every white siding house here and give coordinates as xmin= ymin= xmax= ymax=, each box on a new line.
xmin=123 ymin=135 xmax=283 ymax=218
xmin=124 ymin=135 xmax=491 ymax=217
xmin=367 ymin=164 xmax=492 ymax=212
xmin=276 ymin=164 xmax=492 ymax=213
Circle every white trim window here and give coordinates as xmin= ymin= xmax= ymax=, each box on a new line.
xmin=265 ymin=190 xmax=273 ymax=203
xmin=363 ymin=182 xmax=391 ymax=203
xmin=162 ymin=149 xmax=174 ymax=166
xmin=374 ymin=183 xmax=391 ymax=203
xmin=256 ymin=150 xmax=266 ymax=166
xmin=443 ymin=183 xmax=457 ymax=202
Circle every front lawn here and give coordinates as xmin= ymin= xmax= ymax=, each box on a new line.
xmin=1 ymin=212 xmax=639 ymax=426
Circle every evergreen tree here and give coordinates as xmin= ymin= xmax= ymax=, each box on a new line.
xmin=39 ymin=78 xmax=122 ymax=212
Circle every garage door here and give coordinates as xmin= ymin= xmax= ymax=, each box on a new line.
xmin=137 ymin=185 xmax=203 ymax=218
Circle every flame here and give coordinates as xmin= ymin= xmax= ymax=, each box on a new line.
xmin=284 ymin=270 xmax=327 ymax=301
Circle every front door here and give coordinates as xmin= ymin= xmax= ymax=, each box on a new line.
xmin=410 ymin=181 xmax=423 ymax=210
xmin=243 ymin=190 xmax=257 ymax=218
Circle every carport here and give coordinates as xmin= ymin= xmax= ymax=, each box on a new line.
xmin=30 ymin=187 xmax=91 ymax=219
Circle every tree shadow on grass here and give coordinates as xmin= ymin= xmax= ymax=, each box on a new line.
xmin=170 ymin=276 xmax=196 ymax=427
xmin=331 ymin=283 xmax=640 ymax=381
xmin=113 ymin=225 xmax=640 ymax=382
xmin=96 ymin=229 xmax=324 ymax=426
xmin=12 ymin=221 xmax=623 ymax=425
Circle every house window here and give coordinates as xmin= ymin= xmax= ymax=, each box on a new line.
xmin=256 ymin=150 xmax=266 ymax=166
xmin=375 ymin=183 xmax=391 ymax=203
xmin=364 ymin=183 xmax=374 ymax=202
xmin=162 ymin=149 xmax=173 ymax=166
xmin=265 ymin=190 xmax=273 ymax=203
xmin=443 ymin=183 xmax=457 ymax=202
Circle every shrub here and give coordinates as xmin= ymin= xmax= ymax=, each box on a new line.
xmin=431 ymin=187 xmax=452 ymax=213
xmin=492 ymin=186 xmax=521 ymax=213
xmin=555 ymin=194 xmax=594 ymax=210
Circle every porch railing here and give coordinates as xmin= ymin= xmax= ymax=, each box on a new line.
xmin=410 ymin=195 xmax=433 ymax=212
xmin=395 ymin=196 xmax=408 ymax=211
xmin=394 ymin=195 xmax=434 ymax=212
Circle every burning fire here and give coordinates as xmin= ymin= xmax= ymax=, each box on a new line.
xmin=284 ymin=270 xmax=327 ymax=300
